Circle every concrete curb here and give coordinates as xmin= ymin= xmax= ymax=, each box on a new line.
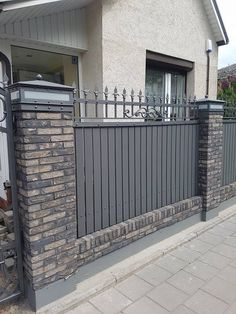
xmin=39 ymin=205 xmax=236 ymax=314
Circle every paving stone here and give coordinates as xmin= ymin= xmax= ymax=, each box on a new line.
xmin=147 ymin=282 xmax=188 ymax=311
xmin=66 ymin=302 xmax=101 ymax=314
xmin=197 ymin=232 xmax=224 ymax=245
xmin=184 ymin=260 xmax=218 ymax=281
xmin=202 ymin=276 xmax=236 ymax=304
xmin=211 ymin=243 xmax=236 ymax=259
xmin=184 ymin=239 xmax=213 ymax=254
xmin=228 ymin=216 xmax=236 ymax=224
xmin=220 ymin=221 xmax=236 ymax=232
xmin=167 ymin=270 xmax=204 ymax=295
xmin=230 ymin=259 xmax=236 ymax=268
xmin=171 ymin=304 xmax=195 ymax=314
xmin=115 ymin=275 xmax=153 ymax=301
xmin=208 ymin=225 xmax=234 ymax=237
xmin=153 ymin=254 xmax=188 ymax=274
xmin=224 ymin=300 xmax=236 ymax=314
xmin=224 ymin=236 xmax=236 ymax=248
xmin=135 ymin=264 xmax=172 ymax=286
xmin=184 ymin=290 xmax=228 ymax=314
xmin=90 ymin=288 xmax=132 ymax=314
xmin=122 ymin=296 xmax=169 ymax=314
xmin=170 ymin=246 xmax=201 ymax=263
xmin=200 ymin=251 xmax=231 ymax=269
xmin=218 ymin=266 xmax=236 ymax=285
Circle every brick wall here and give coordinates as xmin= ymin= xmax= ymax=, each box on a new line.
xmin=198 ymin=104 xmax=224 ymax=219
xmin=14 ymin=111 xmax=77 ymax=289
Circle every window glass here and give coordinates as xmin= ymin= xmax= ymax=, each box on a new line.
xmin=171 ymin=73 xmax=186 ymax=99
xmin=145 ymin=69 xmax=165 ymax=98
xmin=11 ymin=46 xmax=78 ymax=88
xmin=145 ymin=67 xmax=186 ymax=100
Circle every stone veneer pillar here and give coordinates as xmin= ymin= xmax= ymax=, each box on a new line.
xmin=197 ymin=100 xmax=225 ymax=221
xmin=10 ymin=81 xmax=77 ymax=309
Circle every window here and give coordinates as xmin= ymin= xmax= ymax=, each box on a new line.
xmin=11 ymin=46 xmax=79 ymax=88
xmin=145 ymin=51 xmax=193 ymax=101
xmin=146 ymin=68 xmax=186 ymax=101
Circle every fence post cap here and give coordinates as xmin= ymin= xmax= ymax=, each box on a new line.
xmin=195 ymin=99 xmax=225 ymax=113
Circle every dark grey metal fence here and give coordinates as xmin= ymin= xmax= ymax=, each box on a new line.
xmin=74 ymin=89 xmax=199 ymax=237
xmin=75 ymin=88 xmax=198 ymax=121
xmin=222 ymin=120 xmax=236 ymax=186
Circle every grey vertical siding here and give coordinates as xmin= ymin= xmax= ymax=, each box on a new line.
xmin=75 ymin=122 xmax=199 ymax=237
xmin=222 ymin=121 xmax=236 ymax=186
xmin=0 ymin=8 xmax=87 ymax=50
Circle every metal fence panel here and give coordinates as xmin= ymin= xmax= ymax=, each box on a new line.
xmin=75 ymin=122 xmax=199 ymax=237
xmin=222 ymin=121 xmax=236 ymax=186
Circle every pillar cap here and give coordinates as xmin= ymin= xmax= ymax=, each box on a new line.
xmin=8 ymin=79 xmax=75 ymax=113
xmin=196 ymin=99 xmax=225 ymax=113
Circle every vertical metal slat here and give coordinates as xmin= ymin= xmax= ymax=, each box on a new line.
xmin=101 ymin=128 xmax=109 ymax=228
xmin=122 ymin=127 xmax=129 ymax=220
xmin=115 ymin=127 xmax=123 ymax=223
xmin=93 ymin=128 xmax=102 ymax=231
xmin=84 ymin=128 xmax=94 ymax=234
xmin=76 ymin=128 xmax=86 ymax=237
xmin=108 ymin=128 xmax=116 ymax=226
xmin=129 ymin=127 xmax=135 ymax=218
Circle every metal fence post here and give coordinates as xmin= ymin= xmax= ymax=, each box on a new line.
xmin=197 ymin=99 xmax=225 ymax=221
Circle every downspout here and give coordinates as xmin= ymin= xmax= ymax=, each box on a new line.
xmin=205 ymin=39 xmax=212 ymax=98
xmin=206 ymin=51 xmax=210 ymax=98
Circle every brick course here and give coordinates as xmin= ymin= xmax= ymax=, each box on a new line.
xmin=220 ymin=182 xmax=236 ymax=202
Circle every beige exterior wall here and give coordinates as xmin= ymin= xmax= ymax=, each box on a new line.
xmin=83 ymin=0 xmax=218 ymax=99
xmin=81 ymin=0 xmax=103 ymax=91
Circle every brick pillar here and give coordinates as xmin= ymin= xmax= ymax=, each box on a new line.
xmin=197 ymin=100 xmax=224 ymax=221
xmin=10 ymin=82 xmax=77 ymax=309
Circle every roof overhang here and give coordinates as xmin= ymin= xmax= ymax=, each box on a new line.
xmin=0 ymin=0 xmax=93 ymax=23
xmin=0 ymin=0 xmax=229 ymax=46
xmin=202 ymin=0 xmax=229 ymax=46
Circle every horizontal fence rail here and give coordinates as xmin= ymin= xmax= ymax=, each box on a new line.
xmin=222 ymin=120 xmax=236 ymax=186
xmin=74 ymin=88 xmax=198 ymax=122
xmin=75 ymin=122 xmax=199 ymax=237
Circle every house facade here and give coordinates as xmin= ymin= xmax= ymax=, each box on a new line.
xmin=0 ymin=0 xmax=229 ymax=202
xmin=0 ymin=0 xmax=230 ymax=309
xmin=0 ymin=0 xmax=228 ymax=94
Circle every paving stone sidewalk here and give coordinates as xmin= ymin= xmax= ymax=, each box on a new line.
xmin=66 ymin=215 xmax=236 ymax=314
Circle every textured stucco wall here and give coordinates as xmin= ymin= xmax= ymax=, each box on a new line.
xmin=81 ymin=0 xmax=103 ymax=91
xmin=100 ymin=0 xmax=218 ymax=99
